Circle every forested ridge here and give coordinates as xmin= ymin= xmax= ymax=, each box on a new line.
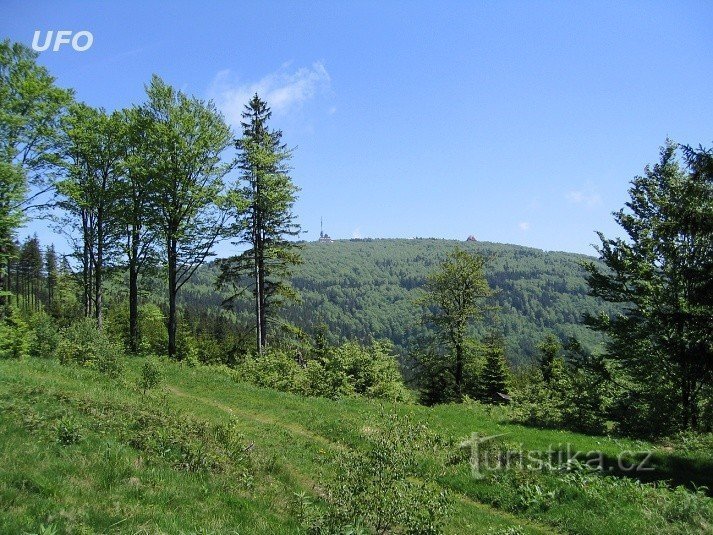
xmin=178 ymin=238 xmax=616 ymax=365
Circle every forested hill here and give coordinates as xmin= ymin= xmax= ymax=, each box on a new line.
xmin=181 ymin=238 xmax=615 ymax=365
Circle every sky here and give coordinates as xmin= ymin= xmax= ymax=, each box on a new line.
xmin=3 ymin=0 xmax=712 ymax=256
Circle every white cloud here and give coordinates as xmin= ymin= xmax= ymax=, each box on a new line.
xmin=518 ymin=222 xmax=531 ymax=231
xmin=352 ymin=227 xmax=362 ymax=239
xmin=208 ymin=62 xmax=331 ymax=127
xmin=566 ymin=190 xmax=601 ymax=207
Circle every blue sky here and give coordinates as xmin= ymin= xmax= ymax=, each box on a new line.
xmin=3 ymin=0 xmax=712 ymax=255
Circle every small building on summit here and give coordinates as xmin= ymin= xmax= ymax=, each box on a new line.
xmin=318 ymin=218 xmax=333 ymax=243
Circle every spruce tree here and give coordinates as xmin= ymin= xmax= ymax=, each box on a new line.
xmin=478 ymin=332 xmax=510 ymax=404
xmin=218 ymin=94 xmax=301 ymax=353
xmin=584 ymin=141 xmax=713 ymax=432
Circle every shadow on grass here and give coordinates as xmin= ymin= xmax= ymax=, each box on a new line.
xmin=599 ymin=451 xmax=713 ymax=495
xmin=499 ymin=420 xmax=713 ymax=495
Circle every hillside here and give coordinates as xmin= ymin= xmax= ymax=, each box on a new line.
xmin=182 ymin=239 xmax=617 ymax=365
xmin=2 ymin=357 xmax=711 ymax=534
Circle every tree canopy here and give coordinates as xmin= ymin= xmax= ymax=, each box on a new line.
xmin=584 ymin=141 xmax=713 ymax=433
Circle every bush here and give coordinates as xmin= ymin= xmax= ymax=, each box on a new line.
xmin=230 ymin=341 xmax=413 ymax=402
xmin=299 ymin=413 xmax=449 ymax=534
xmin=105 ymin=301 xmax=168 ymax=355
xmin=28 ymin=312 xmax=60 ymax=359
xmin=55 ymin=415 xmax=83 ymax=445
xmin=55 ymin=318 xmax=124 ymax=377
xmin=139 ymin=359 xmax=161 ymax=394
xmin=0 ymin=310 xmax=30 ymax=360
xmin=510 ymin=360 xmax=606 ymax=435
xmin=236 ymin=349 xmax=309 ymax=395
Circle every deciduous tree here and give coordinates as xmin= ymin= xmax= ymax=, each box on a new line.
xmin=419 ymin=248 xmax=494 ymax=399
xmin=141 ymin=75 xmax=232 ymax=360
xmin=0 ymin=39 xmax=72 ymax=314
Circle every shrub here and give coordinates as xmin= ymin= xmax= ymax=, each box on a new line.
xmin=28 ymin=312 xmax=60 ymax=359
xmin=299 ymin=413 xmax=449 ymax=534
xmin=55 ymin=318 xmax=124 ymax=377
xmin=105 ymin=301 xmax=167 ymax=355
xmin=230 ymin=342 xmax=413 ymax=402
xmin=236 ymin=349 xmax=309 ymax=395
xmin=324 ymin=341 xmax=412 ymax=402
xmin=0 ymin=310 xmax=30 ymax=360
xmin=139 ymin=359 xmax=161 ymax=394
xmin=662 ymin=484 xmax=713 ymax=526
xmin=55 ymin=415 xmax=83 ymax=445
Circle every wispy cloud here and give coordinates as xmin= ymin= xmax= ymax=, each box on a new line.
xmin=352 ymin=227 xmax=362 ymax=239
xmin=518 ymin=222 xmax=531 ymax=231
xmin=566 ymin=190 xmax=601 ymax=207
xmin=208 ymin=62 xmax=331 ymax=127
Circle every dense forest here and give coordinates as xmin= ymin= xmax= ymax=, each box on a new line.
xmin=179 ymin=238 xmax=617 ymax=365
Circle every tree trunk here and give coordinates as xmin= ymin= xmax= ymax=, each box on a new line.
xmin=454 ymin=340 xmax=464 ymax=398
xmin=167 ymin=234 xmax=178 ymax=360
xmin=254 ymin=243 xmax=262 ymax=355
xmin=0 ymin=244 xmax=6 ymax=316
xmin=129 ymin=234 xmax=140 ymax=353
xmin=82 ymin=212 xmax=92 ymax=318
xmin=95 ymin=219 xmax=103 ymax=331
xmin=258 ymin=231 xmax=267 ymax=348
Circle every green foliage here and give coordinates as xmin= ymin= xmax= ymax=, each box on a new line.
xmin=233 ymin=348 xmax=309 ymax=395
xmin=53 ymin=104 xmax=127 ymax=327
xmin=0 ymin=40 xmax=73 ymax=308
xmin=230 ymin=341 xmax=412 ymax=402
xmin=218 ymin=94 xmax=302 ymax=352
xmin=139 ymin=359 xmax=161 ymax=394
xmin=478 ymin=332 xmax=510 ymax=404
xmin=419 ymin=248 xmax=494 ymax=399
xmin=584 ymin=142 xmax=713 ymax=434
xmin=27 ymin=312 xmax=60 ymax=359
xmin=315 ymin=341 xmax=412 ymax=402
xmin=105 ymin=301 xmax=167 ymax=355
xmin=511 ymin=335 xmax=607 ymax=434
xmin=0 ymin=308 xmax=30 ymax=359
xmin=184 ymin=239 xmax=615 ymax=367
xmin=55 ymin=318 xmax=124 ymax=377
xmin=54 ymin=415 xmax=83 ymax=446
xmin=139 ymin=74 xmax=233 ymax=360
xmin=300 ymin=413 xmax=449 ymax=534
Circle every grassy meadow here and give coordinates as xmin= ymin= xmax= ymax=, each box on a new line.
xmin=1 ymin=357 xmax=711 ymax=534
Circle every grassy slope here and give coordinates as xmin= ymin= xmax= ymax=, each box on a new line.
xmin=2 ymin=358 xmax=711 ymax=534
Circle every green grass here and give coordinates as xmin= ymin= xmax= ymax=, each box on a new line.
xmin=1 ymin=357 xmax=711 ymax=534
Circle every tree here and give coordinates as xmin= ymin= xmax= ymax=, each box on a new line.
xmin=0 ymin=39 xmax=73 ymax=314
xmin=537 ymin=333 xmax=562 ymax=384
xmin=141 ymin=75 xmax=232 ymax=360
xmin=419 ymin=248 xmax=494 ymax=399
xmin=53 ymin=104 xmax=125 ymax=329
xmin=218 ymin=95 xmax=301 ymax=354
xmin=0 ymin=163 xmax=25 ymax=312
xmin=478 ymin=331 xmax=510 ymax=403
xmin=45 ymin=244 xmax=58 ymax=309
xmin=14 ymin=235 xmax=42 ymax=311
xmin=584 ymin=142 xmax=713 ymax=433
xmin=118 ymin=107 xmax=161 ymax=353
